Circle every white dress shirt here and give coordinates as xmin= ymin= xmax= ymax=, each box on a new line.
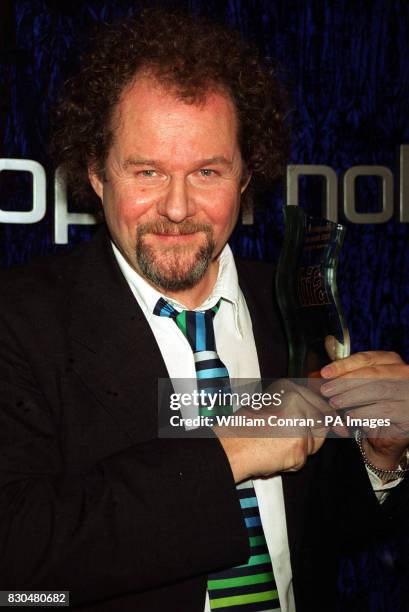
xmin=111 ymin=240 xmax=398 ymax=612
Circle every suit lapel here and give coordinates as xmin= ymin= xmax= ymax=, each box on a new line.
xmin=68 ymin=227 xmax=169 ymax=443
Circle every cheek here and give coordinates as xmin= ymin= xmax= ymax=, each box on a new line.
xmin=204 ymin=192 xmax=240 ymax=232
xmin=105 ymin=192 xmax=156 ymax=230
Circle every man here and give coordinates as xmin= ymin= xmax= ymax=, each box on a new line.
xmin=1 ymin=9 xmax=408 ymax=612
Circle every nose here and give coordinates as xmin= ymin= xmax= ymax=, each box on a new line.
xmin=157 ymin=176 xmax=195 ymax=223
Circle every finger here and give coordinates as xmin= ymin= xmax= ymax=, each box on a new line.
xmin=321 ymin=351 xmax=404 ymax=379
xmin=335 ymin=364 xmax=409 ymax=381
xmin=291 ymin=381 xmax=337 ymax=416
xmin=323 ymin=380 xmax=409 ymax=407
xmin=271 ymin=380 xmax=348 ymax=437
xmin=270 ymin=379 xmax=335 ymax=419
xmin=324 ymin=335 xmax=343 ymax=361
xmin=320 ymin=377 xmax=369 ymax=398
xmin=296 ymin=388 xmax=349 ymax=437
xmin=320 ymin=368 xmax=409 ymax=397
xmin=304 ymin=388 xmax=349 ymax=437
xmin=267 ymin=385 xmax=336 ymax=438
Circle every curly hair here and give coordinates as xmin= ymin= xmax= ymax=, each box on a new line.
xmin=51 ymin=8 xmax=289 ymax=211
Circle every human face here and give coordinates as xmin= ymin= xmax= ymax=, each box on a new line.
xmin=89 ymin=76 xmax=250 ymax=306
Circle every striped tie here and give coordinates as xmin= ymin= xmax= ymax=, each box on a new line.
xmin=154 ymin=297 xmax=232 ymax=417
xmin=154 ymin=297 xmax=281 ymax=611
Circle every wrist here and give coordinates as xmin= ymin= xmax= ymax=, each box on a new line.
xmin=364 ymin=439 xmax=405 ymax=470
xmin=355 ymin=429 xmax=409 ymax=481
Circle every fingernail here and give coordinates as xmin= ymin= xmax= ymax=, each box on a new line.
xmin=330 ymin=396 xmax=343 ymax=407
xmin=321 ymin=365 xmax=334 ymax=378
xmin=320 ymin=382 xmax=336 ymax=395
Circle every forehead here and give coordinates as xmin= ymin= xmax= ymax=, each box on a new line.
xmin=110 ymin=76 xmax=240 ymax=160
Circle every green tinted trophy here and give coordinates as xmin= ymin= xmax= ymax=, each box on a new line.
xmin=276 ymin=206 xmax=350 ymax=377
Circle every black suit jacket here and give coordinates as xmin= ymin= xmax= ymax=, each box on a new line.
xmin=0 ymin=227 xmax=407 ymax=611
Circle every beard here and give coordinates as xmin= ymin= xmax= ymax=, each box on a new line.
xmin=135 ymin=220 xmax=216 ymax=291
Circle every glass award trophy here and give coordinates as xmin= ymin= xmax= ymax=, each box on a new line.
xmin=276 ymin=206 xmax=350 ymax=377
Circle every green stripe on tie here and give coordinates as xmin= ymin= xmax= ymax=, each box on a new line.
xmin=176 ymin=310 xmax=187 ymax=335
xmin=237 ymin=553 xmax=271 ymax=567
xmin=209 ymin=589 xmax=279 ymax=609
xmin=207 ymin=571 xmax=274 ymax=590
xmin=249 ymin=535 xmax=266 ymax=548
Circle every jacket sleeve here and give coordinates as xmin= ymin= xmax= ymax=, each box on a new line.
xmin=0 ymin=307 xmax=249 ymax=606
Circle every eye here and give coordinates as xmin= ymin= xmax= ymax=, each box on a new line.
xmin=137 ymin=169 xmax=157 ymax=177
xmin=199 ymin=168 xmax=216 ymax=177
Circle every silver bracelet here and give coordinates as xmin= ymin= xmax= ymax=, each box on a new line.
xmin=355 ymin=429 xmax=409 ymax=480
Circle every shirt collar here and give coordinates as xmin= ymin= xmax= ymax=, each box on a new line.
xmin=111 ymin=241 xmax=242 ymax=335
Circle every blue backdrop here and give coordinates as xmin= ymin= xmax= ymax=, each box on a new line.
xmin=1 ymin=1 xmax=409 ymax=362
xmin=1 ymin=2 xmax=409 ymax=609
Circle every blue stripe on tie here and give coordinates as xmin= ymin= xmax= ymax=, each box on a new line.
xmin=245 ymin=516 xmax=262 ymax=528
xmin=196 ymin=367 xmax=229 ymax=380
xmin=195 ymin=312 xmax=206 ymax=352
xmin=161 ymin=303 xmax=175 ymax=317
xmin=240 ymin=497 xmax=258 ymax=509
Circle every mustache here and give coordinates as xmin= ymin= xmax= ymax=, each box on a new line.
xmin=137 ymin=221 xmax=212 ymax=237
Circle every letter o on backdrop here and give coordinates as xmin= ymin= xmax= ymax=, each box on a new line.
xmin=343 ymin=166 xmax=394 ymax=224
xmin=0 ymin=158 xmax=46 ymax=223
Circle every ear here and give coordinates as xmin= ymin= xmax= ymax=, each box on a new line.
xmin=240 ymin=170 xmax=252 ymax=194
xmin=88 ymin=166 xmax=104 ymax=201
